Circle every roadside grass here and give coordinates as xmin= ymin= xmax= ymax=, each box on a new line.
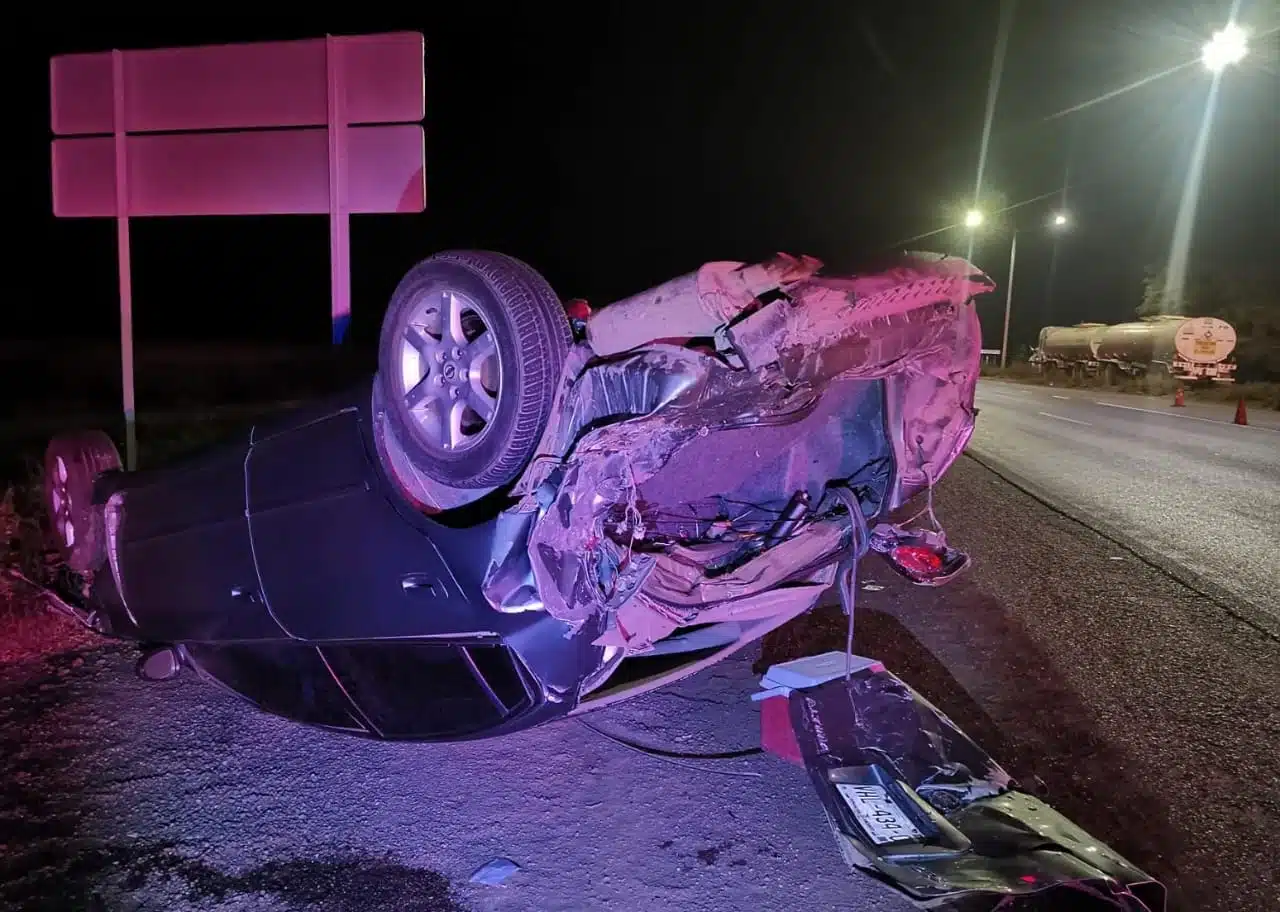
xmin=0 ymin=481 xmax=98 ymax=663
xmin=981 ymin=364 xmax=1280 ymax=409
xmin=1188 ymin=380 xmax=1280 ymax=409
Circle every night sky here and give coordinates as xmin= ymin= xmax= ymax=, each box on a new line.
xmin=10 ymin=3 xmax=1280 ymax=354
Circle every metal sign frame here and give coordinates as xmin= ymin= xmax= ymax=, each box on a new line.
xmin=50 ymin=32 xmax=426 ymax=468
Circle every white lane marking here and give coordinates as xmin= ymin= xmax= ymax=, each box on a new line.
xmin=1037 ymin=411 xmax=1092 ymax=426
xmin=1051 ymin=395 xmax=1070 ymax=400
xmin=1093 ymin=401 xmax=1280 ymax=433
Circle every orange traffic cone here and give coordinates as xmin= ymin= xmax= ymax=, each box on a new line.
xmin=1172 ymin=387 xmax=1185 ymax=407
xmin=1234 ymin=398 xmax=1248 ymax=426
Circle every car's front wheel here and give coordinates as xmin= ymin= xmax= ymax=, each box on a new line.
xmin=376 ymin=251 xmax=572 ymax=490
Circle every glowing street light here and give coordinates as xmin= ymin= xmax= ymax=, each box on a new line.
xmin=1203 ymin=22 xmax=1249 ymax=73
xmin=963 ymin=209 xmax=985 ymax=229
xmin=1050 ymin=211 xmax=1070 ymax=229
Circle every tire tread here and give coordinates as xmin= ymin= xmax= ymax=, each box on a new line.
xmin=378 ymin=251 xmax=572 ymax=489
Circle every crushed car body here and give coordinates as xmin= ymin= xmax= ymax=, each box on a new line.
xmin=40 ymin=247 xmax=1168 ymax=906
xmin=488 ymin=253 xmax=990 ymax=665
xmin=46 ymin=249 xmax=990 ymax=730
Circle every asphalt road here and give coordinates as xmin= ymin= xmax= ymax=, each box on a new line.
xmin=970 ymin=381 xmax=1280 ymax=631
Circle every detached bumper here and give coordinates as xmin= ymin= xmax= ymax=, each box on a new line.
xmin=757 ymin=653 xmax=1166 ymax=910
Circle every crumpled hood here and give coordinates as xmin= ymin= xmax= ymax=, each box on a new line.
xmin=483 ymin=252 xmax=993 ymax=648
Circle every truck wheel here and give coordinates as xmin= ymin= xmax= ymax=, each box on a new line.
xmin=44 ymin=431 xmax=122 ymax=572
xmin=376 ymin=251 xmax=572 ymax=489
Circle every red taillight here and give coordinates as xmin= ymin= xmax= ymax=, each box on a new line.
xmin=871 ymin=525 xmax=971 ymax=587
xmin=891 ymin=545 xmax=944 ymax=576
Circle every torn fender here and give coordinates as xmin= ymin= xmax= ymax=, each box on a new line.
xmin=585 ymin=253 xmax=823 ymax=356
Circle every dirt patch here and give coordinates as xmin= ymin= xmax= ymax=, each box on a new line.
xmin=0 ymin=608 xmax=99 ymax=667
xmin=2 ymin=480 xmax=98 ymax=664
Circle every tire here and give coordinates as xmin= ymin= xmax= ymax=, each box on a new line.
xmin=377 ymin=251 xmax=572 ymax=489
xmin=44 ymin=431 xmax=122 ymax=573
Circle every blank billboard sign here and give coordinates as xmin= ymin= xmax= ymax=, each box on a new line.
xmin=50 ymin=32 xmax=426 ymax=468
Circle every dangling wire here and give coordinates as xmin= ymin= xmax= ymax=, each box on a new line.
xmin=841 ymin=558 xmax=858 ymax=680
xmin=828 ymin=486 xmax=870 ymax=679
xmin=899 ymin=440 xmax=942 ymax=535
xmin=576 ymin=719 xmax=764 ymax=779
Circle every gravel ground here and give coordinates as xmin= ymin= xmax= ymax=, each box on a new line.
xmin=3 ymin=455 xmax=1276 ymax=911
xmin=0 ymin=639 xmax=916 ymax=912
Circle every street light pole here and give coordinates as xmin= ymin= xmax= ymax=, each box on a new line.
xmin=1000 ymin=230 xmax=1018 ymax=369
xmin=965 ymin=209 xmax=1066 ymax=367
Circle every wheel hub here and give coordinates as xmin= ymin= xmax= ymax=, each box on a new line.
xmin=48 ymin=455 xmax=75 ymax=548
xmin=398 ymin=289 xmax=502 ymax=453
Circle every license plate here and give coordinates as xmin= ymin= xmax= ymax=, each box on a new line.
xmin=836 ymin=783 xmax=924 ymax=845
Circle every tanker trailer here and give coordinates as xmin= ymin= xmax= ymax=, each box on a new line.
xmin=1031 ymin=323 xmax=1106 ymax=374
xmin=1092 ymin=316 xmax=1237 ymax=381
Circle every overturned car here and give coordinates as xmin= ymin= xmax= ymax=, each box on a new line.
xmin=43 ymin=249 xmax=1167 ymax=908
xmin=45 ymin=249 xmax=986 ymax=738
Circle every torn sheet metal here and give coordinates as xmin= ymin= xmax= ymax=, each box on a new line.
xmin=485 ymin=251 xmax=991 ymax=647
xmin=594 ymin=583 xmax=831 ymax=654
xmin=789 ymin=666 xmax=1166 ymax=910
xmin=585 ymin=253 xmax=823 ymax=356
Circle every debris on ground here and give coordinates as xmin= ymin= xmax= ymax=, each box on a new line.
xmin=469 ymin=857 xmax=521 ymax=887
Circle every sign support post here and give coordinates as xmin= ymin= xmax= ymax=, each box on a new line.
xmin=1000 ymin=229 xmax=1018 ymax=369
xmin=110 ymin=49 xmax=138 ymax=470
xmin=326 ymin=35 xmax=351 ymax=345
xmin=50 ymin=31 xmax=425 ymax=466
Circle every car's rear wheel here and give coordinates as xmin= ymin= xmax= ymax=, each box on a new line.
xmin=43 ymin=430 xmax=122 ymax=572
xmin=376 ymin=251 xmax=572 ymax=489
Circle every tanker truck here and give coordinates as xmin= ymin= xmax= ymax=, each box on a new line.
xmin=1031 ymin=315 xmax=1237 ymax=382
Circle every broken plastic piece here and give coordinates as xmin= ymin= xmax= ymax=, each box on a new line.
xmin=759 ymin=695 xmax=804 ymax=765
xmin=892 ymin=544 xmax=942 ymax=574
xmin=136 ymin=646 xmax=182 ymax=682
xmin=758 ymin=651 xmax=886 ymax=766
xmin=584 ymin=254 xmax=823 ymax=356
xmin=882 ymin=542 xmax=969 ymax=586
xmin=563 ymin=298 xmax=591 ymax=321
xmin=758 ymin=651 xmax=884 ymax=692
xmin=469 ymin=857 xmax=521 ymax=886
